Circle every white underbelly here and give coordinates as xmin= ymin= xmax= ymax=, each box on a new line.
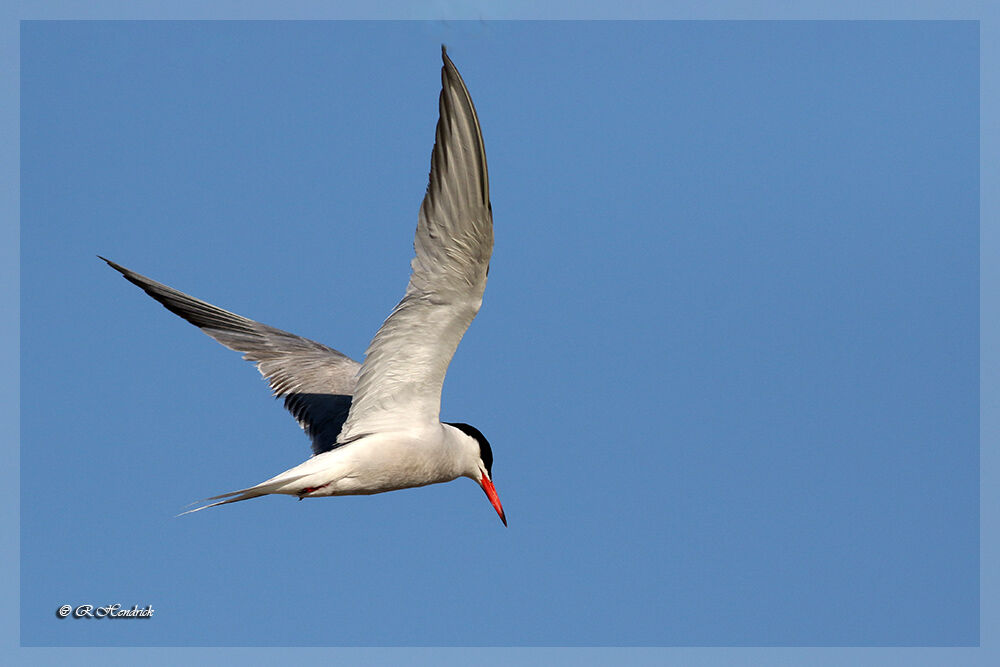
xmin=294 ymin=428 xmax=460 ymax=498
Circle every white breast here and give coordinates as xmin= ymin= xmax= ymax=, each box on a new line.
xmin=292 ymin=424 xmax=466 ymax=497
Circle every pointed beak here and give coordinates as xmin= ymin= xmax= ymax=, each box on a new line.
xmin=479 ymin=475 xmax=507 ymax=526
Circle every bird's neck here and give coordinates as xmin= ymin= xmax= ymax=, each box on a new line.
xmin=441 ymin=423 xmax=482 ymax=480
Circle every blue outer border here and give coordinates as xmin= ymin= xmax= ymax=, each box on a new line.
xmin=5 ymin=2 xmax=995 ymax=665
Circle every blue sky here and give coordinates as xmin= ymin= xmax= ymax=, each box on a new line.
xmin=19 ymin=20 xmax=978 ymax=648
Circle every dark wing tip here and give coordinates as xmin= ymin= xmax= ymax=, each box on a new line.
xmin=440 ymin=45 xmax=465 ymax=89
xmin=98 ymin=255 xmax=123 ymax=272
xmin=97 ymin=255 xmax=141 ymax=280
xmin=440 ymin=47 xmax=455 ymax=82
xmin=431 ymin=47 xmax=490 ymax=210
xmin=100 ymin=255 xmax=157 ymax=291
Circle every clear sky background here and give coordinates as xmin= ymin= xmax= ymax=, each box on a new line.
xmin=19 ymin=20 xmax=977 ymax=647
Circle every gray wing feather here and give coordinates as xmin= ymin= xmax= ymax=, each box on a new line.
xmin=100 ymin=257 xmax=360 ymax=455
xmin=339 ymin=48 xmax=492 ymax=442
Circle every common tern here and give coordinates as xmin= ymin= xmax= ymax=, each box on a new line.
xmin=101 ymin=48 xmax=505 ymax=525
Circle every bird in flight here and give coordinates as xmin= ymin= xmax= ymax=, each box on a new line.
xmin=101 ymin=48 xmax=505 ymax=525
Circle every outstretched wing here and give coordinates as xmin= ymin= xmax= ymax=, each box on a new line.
xmin=101 ymin=257 xmax=360 ymax=455
xmin=338 ymin=48 xmax=492 ymax=443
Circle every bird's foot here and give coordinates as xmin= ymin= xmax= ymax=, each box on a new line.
xmin=297 ymin=483 xmax=330 ymax=499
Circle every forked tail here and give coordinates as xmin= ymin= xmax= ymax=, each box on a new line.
xmin=177 ymin=474 xmax=311 ymax=516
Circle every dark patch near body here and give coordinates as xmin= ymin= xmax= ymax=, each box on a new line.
xmin=446 ymin=422 xmax=493 ymax=477
xmin=283 ymin=393 xmax=353 ymax=455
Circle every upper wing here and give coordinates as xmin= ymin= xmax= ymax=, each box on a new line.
xmin=101 ymin=257 xmax=360 ymax=455
xmin=338 ymin=48 xmax=492 ymax=442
